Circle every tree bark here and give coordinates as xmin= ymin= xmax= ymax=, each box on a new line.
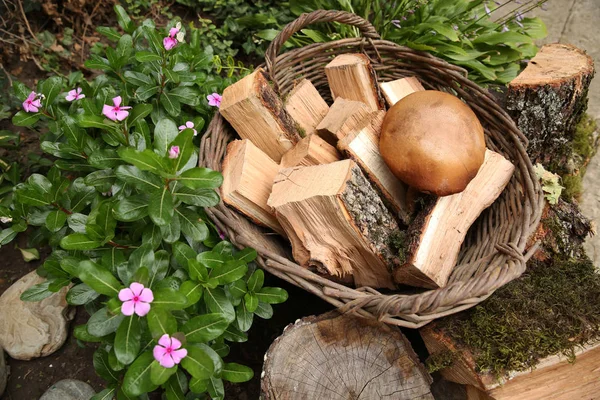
xmin=261 ymin=311 xmax=434 ymax=400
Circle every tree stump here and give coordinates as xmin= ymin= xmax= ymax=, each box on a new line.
xmin=261 ymin=311 xmax=434 ymax=400
xmin=505 ymin=43 xmax=594 ymax=168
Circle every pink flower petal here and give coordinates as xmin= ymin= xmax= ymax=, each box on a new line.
xmin=153 ymin=345 xmax=166 ymax=362
xmin=103 ymin=104 xmax=117 ymax=121
xmin=113 ymin=96 xmax=122 ymax=107
xmin=76 ymin=88 xmax=82 ymax=95
xmin=65 ymin=94 xmax=76 ymax=101
xmin=169 ymin=27 xmax=179 ymax=37
xmin=29 ymin=104 xmax=40 ymax=113
xmin=115 ymin=110 xmax=130 ymax=121
xmin=119 ymin=288 xmax=134 ymax=301
xmin=163 ymin=37 xmax=177 ymax=50
xmin=170 ymin=337 xmax=182 ymax=349
xmin=78 ymin=93 xmax=86 ymax=99
xmin=139 ymin=288 xmax=154 ymax=303
xmin=130 ymin=282 xmax=144 ymax=297
xmin=158 ymin=334 xmax=172 ymax=348
xmin=159 ymin=354 xmax=175 ymax=368
xmin=32 ymin=99 xmax=42 ymax=108
xmin=178 ymin=125 xmax=186 ymax=131
xmin=121 ymin=300 xmax=135 ymax=316
xmin=186 ymin=121 xmax=194 ymax=129
xmin=171 ymin=348 xmax=187 ymax=364
xmin=26 ymin=91 xmax=36 ymax=102
xmin=134 ymin=301 xmax=151 ymax=316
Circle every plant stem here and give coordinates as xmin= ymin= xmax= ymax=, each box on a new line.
xmin=108 ymin=240 xmax=132 ymax=249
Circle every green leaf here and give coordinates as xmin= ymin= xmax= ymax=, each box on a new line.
xmin=94 ymin=348 xmax=119 ymax=383
xmin=152 ymin=288 xmax=188 ymax=310
xmin=61 ymin=116 xmax=87 ymax=150
xmin=118 ymin=148 xmax=169 ymax=174
xmin=40 ymin=76 xmax=63 ymax=107
xmin=20 ymin=280 xmax=53 ymax=302
xmin=473 ymin=31 xmax=532 ymax=46
xmin=173 ymin=186 xmax=219 ymax=207
xmin=45 ymin=210 xmax=67 ymax=233
xmin=124 ymin=71 xmax=153 ymax=86
xmin=66 ymin=283 xmax=100 ymax=305
xmin=521 ymin=17 xmax=548 ymax=40
xmin=128 ymin=103 xmax=153 ymax=127
xmin=160 ymin=212 xmax=181 ymax=243
xmin=122 ymin=352 xmax=158 ymax=397
xmin=176 ymin=208 xmax=208 ymax=242
xmin=208 ymin=376 xmax=224 ymax=399
xmin=182 ymin=314 xmax=229 ymax=343
xmin=169 ymin=129 xmax=195 ymax=172
xmin=15 ymin=188 xmax=49 ymax=206
xmin=222 ymin=324 xmax=247 ymax=343
xmin=151 ymin=361 xmax=178 ymax=385
xmin=188 ymin=259 xmax=208 ymax=282
xmin=115 ymin=316 xmax=142 ymax=365
xmin=180 ymin=280 xmax=203 ymax=307
xmin=116 ymin=34 xmax=133 ymax=64
xmin=222 ymin=363 xmax=253 ymax=383
xmin=189 ymin=377 xmax=208 ymax=394
xmin=196 ymin=251 xmax=226 ymax=269
xmin=209 ymin=261 xmax=247 ymax=285
xmin=113 ymin=195 xmax=149 ymax=222
xmin=147 ymin=308 xmax=177 ymax=338
xmin=85 ymin=55 xmax=112 ymax=71
xmin=89 ymin=149 xmax=122 ymax=169
xmin=148 ymin=186 xmax=174 ymax=226
xmin=91 ymin=388 xmax=116 ymax=400
xmin=236 ymin=248 xmax=257 ymax=264
xmin=169 ymin=87 xmax=200 ymax=106
xmin=135 ymin=51 xmax=163 ymax=62
xmin=97 ymin=26 xmax=121 ymax=41
xmin=176 ymin=168 xmax=223 ymax=189
xmin=78 ymin=260 xmax=122 ymax=296
xmin=60 ymin=233 xmax=102 ymax=250
xmin=229 ymin=279 xmax=247 ymax=300
xmin=136 ymin=85 xmax=159 ymax=101
xmin=154 ymin=119 xmax=179 ymax=157
xmin=235 ymin=303 xmax=253 ymax=332
xmin=19 ymin=247 xmax=40 ymax=262
xmin=165 ymin=374 xmax=186 ymax=400
xmin=12 ymin=111 xmax=40 ymax=127
xmin=87 ymin=307 xmax=125 ymax=337
xmin=115 ymin=165 xmax=162 ymax=191
xmin=173 ymin=241 xmax=196 ymax=268
xmin=160 ymin=93 xmax=181 ymax=118
xmin=204 ymin=287 xmax=235 ymax=322
xmin=256 ymin=287 xmax=288 ymax=304
xmin=180 ymin=346 xmax=215 ymax=379
xmin=114 ymin=4 xmax=135 ymax=33
xmin=125 ymin=244 xmax=155 ymax=284
xmin=149 ymin=250 xmax=170 ymax=287
xmin=142 ymin=224 xmax=163 ymax=250
xmin=244 ymin=293 xmax=258 ymax=313
xmin=247 ymin=269 xmax=263 ymax=292
xmin=74 ymin=324 xmax=104 ymax=342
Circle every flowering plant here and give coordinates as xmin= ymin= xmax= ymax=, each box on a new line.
xmin=7 ymin=5 xmax=286 ymax=399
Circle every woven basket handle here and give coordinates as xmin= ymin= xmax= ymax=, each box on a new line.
xmin=265 ymin=10 xmax=381 ymax=85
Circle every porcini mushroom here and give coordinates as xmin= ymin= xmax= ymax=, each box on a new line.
xmin=380 ymin=90 xmax=486 ymax=196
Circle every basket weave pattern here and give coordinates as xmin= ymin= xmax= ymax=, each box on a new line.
xmin=199 ymin=10 xmax=544 ymax=328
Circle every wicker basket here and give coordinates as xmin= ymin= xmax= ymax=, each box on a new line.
xmin=199 ymin=10 xmax=544 ymax=328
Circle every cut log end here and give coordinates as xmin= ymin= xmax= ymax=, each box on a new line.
xmin=284 ymin=79 xmax=330 ymax=137
xmin=316 ymin=98 xmax=373 ymax=146
xmin=261 ymin=311 xmax=434 ymax=400
xmin=380 ymin=77 xmax=425 ymax=106
xmin=280 ymin=134 xmax=341 ymax=169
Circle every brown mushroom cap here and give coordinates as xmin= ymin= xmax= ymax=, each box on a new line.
xmin=380 ymin=90 xmax=486 ymax=196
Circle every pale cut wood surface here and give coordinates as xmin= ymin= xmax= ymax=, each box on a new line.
xmin=280 ymin=134 xmax=341 ymax=169
xmin=268 ymin=160 xmax=398 ymax=288
xmin=395 ymin=150 xmax=515 ymax=289
xmin=284 ymin=79 xmax=330 ymax=137
xmin=325 ymin=53 xmax=384 ymax=111
xmin=221 ymin=139 xmax=284 ymax=235
xmin=261 ymin=311 xmax=434 ymax=400
xmin=220 ymin=68 xmax=300 ymax=162
xmin=338 ymin=110 xmax=411 ymax=225
xmin=316 ymin=98 xmax=372 ymax=146
xmin=380 ymin=77 xmax=425 ymax=106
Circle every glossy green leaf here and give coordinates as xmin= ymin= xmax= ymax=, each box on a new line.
xmin=182 ymin=314 xmax=229 ymax=343
xmin=127 ymin=103 xmax=153 ymax=128
xmin=148 ymin=186 xmax=173 ymax=226
xmin=235 ymin=303 xmax=253 ymax=332
xmin=89 ymin=149 xmax=122 ymax=169
xmin=154 ymin=118 xmax=179 ymax=157
xmin=169 ymin=129 xmax=194 ymax=172
xmin=115 ymin=316 xmax=142 ymax=365
xmin=176 ymin=208 xmax=208 ymax=242
xmin=40 ymin=76 xmax=63 ymax=107
xmin=204 ymin=287 xmax=235 ymax=322
xmin=160 ymin=93 xmax=181 ymax=117
xmin=173 ymin=241 xmax=196 ymax=269
xmin=113 ymin=195 xmax=149 ymax=222
xmin=66 ymin=283 xmax=100 ymax=305
xmin=150 ymin=361 xmax=177 ymax=385
xmin=135 ymin=51 xmax=162 ymax=62
xmin=222 ymin=362 xmax=253 ymax=383
xmin=152 ymin=288 xmax=188 ymax=310
xmin=94 ymin=348 xmax=119 ymax=383
xmin=180 ymin=280 xmax=203 ymax=307
xmin=91 ymin=388 xmax=116 ymax=400
xmin=12 ymin=111 xmax=41 ymax=127
xmin=122 ymin=351 xmax=158 ymax=397
xmin=180 ymin=345 xmax=215 ymax=379
xmin=118 ymin=147 xmax=168 ymax=174
xmin=209 ymin=260 xmax=247 ymax=285
xmin=172 ymin=186 xmax=219 ymax=207
xmin=78 ymin=260 xmax=122 ymax=296
xmin=87 ymin=307 xmax=125 ymax=337
xmin=207 ymin=376 xmax=224 ymax=400
xmin=188 ymin=259 xmax=208 ymax=282
xmin=73 ymin=324 xmax=104 ymax=343
xmin=176 ymin=168 xmax=223 ymax=189
xmin=160 ymin=212 xmax=181 ymax=243
xmin=244 ymin=293 xmax=258 ymax=313
xmin=147 ymin=308 xmax=177 ymax=338
xmin=60 ymin=233 xmax=102 ymax=250
xmin=256 ymin=287 xmax=288 ymax=304
xmin=20 ymin=280 xmax=53 ymax=302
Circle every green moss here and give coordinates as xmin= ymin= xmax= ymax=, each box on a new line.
xmin=389 ymin=230 xmax=408 ymax=264
xmin=426 ymin=350 xmax=456 ymax=373
xmin=561 ymin=173 xmax=584 ymax=201
xmin=572 ymin=113 xmax=598 ymax=164
xmin=437 ymin=256 xmax=600 ymax=377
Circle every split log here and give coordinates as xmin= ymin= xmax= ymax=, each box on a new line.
xmin=261 ymin=311 xmax=434 ymax=400
xmin=337 ymin=110 xmax=411 ymax=224
xmin=316 ymin=98 xmax=373 ymax=146
xmin=220 ymin=68 xmax=301 ymax=162
xmin=324 ymin=53 xmax=384 ymax=111
xmin=380 ymin=76 xmax=425 ymax=106
xmin=268 ymin=160 xmax=398 ymax=288
xmin=284 ymin=79 xmax=330 ymax=137
xmin=221 ymin=139 xmax=284 ymax=235
xmin=280 ymin=134 xmax=341 ymax=169
xmin=394 ymin=150 xmax=514 ymax=289
xmin=505 ymin=43 xmax=595 ymax=167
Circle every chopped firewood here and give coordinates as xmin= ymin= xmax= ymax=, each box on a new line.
xmin=268 ymin=160 xmax=398 ymax=289
xmin=220 ymin=68 xmax=301 ymax=162
xmin=325 ymin=53 xmax=384 ymax=111
xmin=261 ymin=311 xmax=434 ymax=400
xmin=394 ymin=150 xmax=514 ymax=288
xmin=338 ymin=110 xmax=411 ymax=224
xmin=316 ymin=98 xmax=373 ymax=145
xmin=280 ymin=134 xmax=341 ymax=169
xmin=284 ymin=79 xmax=330 ymax=137
xmin=221 ymin=139 xmax=284 ymax=235
xmin=380 ymin=76 xmax=425 ymax=106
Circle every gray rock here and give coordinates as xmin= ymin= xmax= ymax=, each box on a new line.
xmin=0 ymin=346 xmax=6 ymax=398
xmin=39 ymin=379 xmax=95 ymax=400
xmin=0 ymin=271 xmax=74 ymax=360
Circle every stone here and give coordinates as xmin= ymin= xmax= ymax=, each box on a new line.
xmin=0 ymin=271 xmax=73 ymax=360
xmin=39 ymin=379 xmax=96 ymax=400
xmin=0 ymin=347 xmax=7 ymax=398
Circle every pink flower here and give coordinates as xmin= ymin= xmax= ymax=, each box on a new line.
xmin=178 ymin=121 xmax=197 ymax=136
xmin=153 ymin=334 xmax=187 ymax=368
xmin=66 ymin=87 xmax=85 ymax=102
xmin=102 ymin=96 xmax=131 ymax=121
xmin=207 ymin=93 xmax=222 ymax=108
xmin=163 ymin=24 xmax=183 ymax=51
xmin=168 ymin=145 xmax=180 ymax=159
xmin=118 ymin=282 xmax=153 ymax=316
xmin=23 ymin=91 xmax=42 ymax=113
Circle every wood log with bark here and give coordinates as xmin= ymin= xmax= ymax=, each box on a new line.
xmin=337 ymin=110 xmax=411 ymax=224
xmin=280 ymin=133 xmax=341 ymax=169
xmin=261 ymin=311 xmax=434 ymax=400
xmin=505 ymin=43 xmax=595 ymax=167
xmin=394 ymin=150 xmax=514 ymax=288
xmin=221 ymin=139 xmax=284 ymax=235
xmin=316 ymin=98 xmax=373 ymax=146
xmin=267 ymin=159 xmax=399 ymax=289
xmin=220 ymin=68 xmax=301 ymax=162
xmin=380 ymin=76 xmax=425 ymax=106
xmin=325 ymin=53 xmax=384 ymax=111
xmin=284 ymin=79 xmax=330 ymax=137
